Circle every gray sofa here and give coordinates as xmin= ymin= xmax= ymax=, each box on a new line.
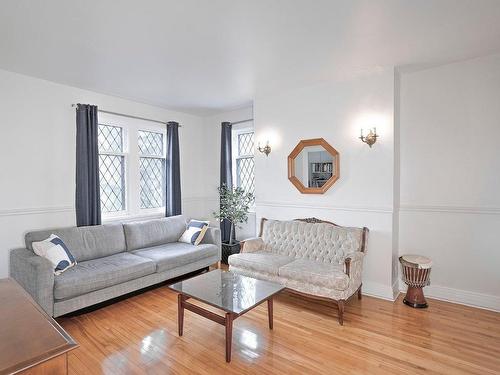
xmin=10 ymin=215 xmax=221 ymax=317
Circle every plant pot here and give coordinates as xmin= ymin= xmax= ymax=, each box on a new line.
xmin=221 ymin=241 xmax=241 ymax=265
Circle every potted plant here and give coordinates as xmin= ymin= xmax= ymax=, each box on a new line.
xmin=213 ymin=185 xmax=255 ymax=264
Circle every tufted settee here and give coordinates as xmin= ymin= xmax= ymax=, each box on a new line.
xmin=228 ymin=218 xmax=368 ymax=325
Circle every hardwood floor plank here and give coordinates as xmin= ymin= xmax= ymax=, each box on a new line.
xmin=57 ymin=285 xmax=500 ymax=374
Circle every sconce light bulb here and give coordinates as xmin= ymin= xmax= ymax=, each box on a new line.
xmin=257 ymin=141 xmax=272 ymax=156
xmin=359 ymin=127 xmax=378 ymax=148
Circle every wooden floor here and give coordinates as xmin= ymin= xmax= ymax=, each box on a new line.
xmin=58 ymin=281 xmax=500 ymax=375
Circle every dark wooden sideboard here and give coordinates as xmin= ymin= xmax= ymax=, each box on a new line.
xmin=0 ymin=278 xmax=78 ymax=375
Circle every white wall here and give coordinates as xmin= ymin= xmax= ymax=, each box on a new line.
xmin=202 ymin=106 xmax=256 ymax=240
xmin=3 ymin=52 xmax=498 ymax=311
xmin=254 ymin=69 xmax=397 ymax=299
xmin=399 ymin=53 xmax=500 ymax=310
xmin=0 ymin=69 xmax=208 ymax=278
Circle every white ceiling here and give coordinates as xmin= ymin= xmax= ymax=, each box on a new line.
xmin=1 ymin=0 xmax=500 ymax=115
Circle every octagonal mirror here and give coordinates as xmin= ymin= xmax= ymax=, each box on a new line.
xmin=288 ymin=138 xmax=340 ymax=194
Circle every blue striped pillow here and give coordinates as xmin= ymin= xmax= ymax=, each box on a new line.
xmin=179 ymin=220 xmax=209 ymax=245
xmin=32 ymin=234 xmax=77 ymax=275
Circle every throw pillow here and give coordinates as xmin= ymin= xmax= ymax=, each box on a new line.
xmin=179 ymin=220 xmax=209 ymax=245
xmin=32 ymin=234 xmax=77 ymax=275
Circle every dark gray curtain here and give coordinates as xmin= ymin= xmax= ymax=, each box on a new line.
xmin=220 ymin=122 xmax=235 ymax=243
xmin=166 ymin=121 xmax=181 ymax=216
xmin=75 ymin=103 xmax=101 ymax=226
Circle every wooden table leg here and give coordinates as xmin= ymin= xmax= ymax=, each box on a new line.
xmin=225 ymin=312 xmax=233 ymax=362
xmin=178 ymin=294 xmax=184 ymax=336
xmin=267 ymin=298 xmax=274 ymax=330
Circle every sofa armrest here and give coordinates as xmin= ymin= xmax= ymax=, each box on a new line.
xmin=240 ymin=237 xmax=264 ymax=253
xmin=201 ymin=227 xmax=222 ymax=260
xmin=9 ymin=248 xmax=55 ymax=316
xmin=343 ymin=252 xmax=364 ymax=278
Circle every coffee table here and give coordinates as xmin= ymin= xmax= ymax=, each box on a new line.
xmin=168 ymin=269 xmax=285 ymax=362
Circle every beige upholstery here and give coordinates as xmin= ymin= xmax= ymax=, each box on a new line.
xmin=261 ymin=220 xmax=363 ymax=264
xmin=228 ymin=251 xmax=294 ymax=275
xmin=229 ymin=219 xmax=367 ymax=322
xmin=279 ymin=259 xmax=349 ymax=290
xmin=241 ymin=237 xmax=264 ymax=253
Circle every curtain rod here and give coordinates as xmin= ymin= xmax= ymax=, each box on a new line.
xmin=71 ymin=104 xmax=182 ymax=127
xmin=231 ymin=118 xmax=253 ymax=125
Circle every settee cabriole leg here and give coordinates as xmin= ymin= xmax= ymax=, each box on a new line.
xmin=338 ymin=300 xmax=345 ymax=325
xmin=358 ymin=284 xmax=362 ymax=300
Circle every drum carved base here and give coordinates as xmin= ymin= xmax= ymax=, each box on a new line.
xmin=403 ymin=286 xmax=428 ymax=308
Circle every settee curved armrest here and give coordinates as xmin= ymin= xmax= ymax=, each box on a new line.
xmin=10 ymin=248 xmax=55 ymax=316
xmin=343 ymin=252 xmax=364 ymax=277
xmin=240 ymin=237 xmax=264 ymax=253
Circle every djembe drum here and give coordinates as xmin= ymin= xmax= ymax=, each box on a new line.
xmin=399 ymin=255 xmax=432 ymax=308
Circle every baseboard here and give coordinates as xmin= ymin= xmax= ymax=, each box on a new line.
xmin=363 ymin=281 xmax=396 ymax=301
xmin=399 ymin=281 xmax=500 ymax=312
xmin=391 ymin=279 xmax=400 ymax=300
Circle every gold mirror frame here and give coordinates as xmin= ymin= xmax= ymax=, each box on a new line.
xmin=287 ymin=138 xmax=340 ymax=194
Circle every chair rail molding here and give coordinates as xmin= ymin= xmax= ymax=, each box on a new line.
xmin=0 ymin=196 xmax=217 ymax=218
xmin=399 ymin=204 xmax=500 ymax=215
xmin=0 ymin=206 xmax=74 ymax=217
xmin=257 ymin=200 xmax=393 ymax=214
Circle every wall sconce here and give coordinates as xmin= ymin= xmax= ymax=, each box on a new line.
xmin=257 ymin=141 xmax=271 ymax=156
xmin=359 ymin=128 xmax=378 ymax=148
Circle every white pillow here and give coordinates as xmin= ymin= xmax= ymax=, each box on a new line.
xmin=179 ymin=220 xmax=209 ymax=245
xmin=32 ymin=234 xmax=77 ymax=275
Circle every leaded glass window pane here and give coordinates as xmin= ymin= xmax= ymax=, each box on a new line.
xmin=238 ymin=132 xmax=254 ymax=156
xmin=138 ymin=130 xmax=163 ymax=156
xmin=98 ymin=124 xmax=125 ymax=213
xmin=236 ymin=156 xmax=255 ymax=196
xmin=235 ymin=130 xmax=255 ymax=199
xmin=138 ymin=129 xmax=165 ymax=209
xmin=140 ymin=157 xmax=165 ymax=209
xmin=98 ymin=124 xmax=123 ymax=153
xmin=99 ymin=154 xmax=125 ymax=212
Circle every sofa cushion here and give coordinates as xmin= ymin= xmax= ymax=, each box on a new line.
xmin=32 ymin=234 xmax=77 ymax=275
xmin=124 ymin=215 xmax=187 ymax=251
xmin=25 ymin=224 xmax=126 ymax=262
xmin=132 ymin=242 xmax=218 ymax=273
xmin=54 ymin=252 xmax=156 ymax=300
xmin=228 ymin=251 xmax=295 ymax=275
xmin=278 ymin=259 xmax=349 ymax=290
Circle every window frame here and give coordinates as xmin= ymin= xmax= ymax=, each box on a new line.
xmin=98 ymin=123 xmax=128 ymax=215
xmin=231 ymin=123 xmax=255 ymax=211
xmin=98 ymin=114 xmax=166 ymax=222
xmin=138 ymin=128 xmax=167 ymax=211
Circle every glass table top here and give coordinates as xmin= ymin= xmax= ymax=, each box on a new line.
xmin=168 ymin=270 xmax=285 ymax=315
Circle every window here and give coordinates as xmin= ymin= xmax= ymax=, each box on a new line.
xmin=97 ymin=118 xmax=166 ymax=219
xmin=98 ymin=124 xmax=126 ymax=212
xmin=233 ymin=128 xmax=255 ymax=198
xmin=138 ymin=130 xmax=165 ymax=209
